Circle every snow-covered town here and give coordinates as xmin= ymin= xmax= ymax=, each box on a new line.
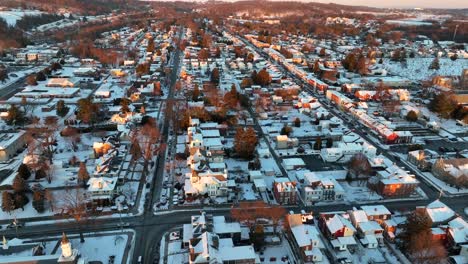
xmin=0 ymin=1 xmax=467 ymax=263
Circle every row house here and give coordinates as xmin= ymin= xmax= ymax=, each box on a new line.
xmin=301 ymin=172 xmax=344 ymax=205
xmin=287 ymin=214 xmax=324 ymax=263
xmin=374 ymin=164 xmax=419 ymax=198
xmin=273 ymin=179 xmax=298 ymax=205
xmin=184 ymin=118 xmax=232 ymax=199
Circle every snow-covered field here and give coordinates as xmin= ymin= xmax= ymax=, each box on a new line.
xmin=383 ymin=58 xmax=468 ymax=81
xmin=0 ymin=10 xmax=42 ymax=26
xmin=386 ymin=20 xmax=432 ymax=26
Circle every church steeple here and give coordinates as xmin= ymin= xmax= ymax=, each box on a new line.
xmin=61 ymin=232 xmax=69 ymax=244
xmin=60 ymin=232 xmax=72 ymax=259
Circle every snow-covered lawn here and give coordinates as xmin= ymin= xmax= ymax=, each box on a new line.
xmin=260 ymin=236 xmax=304 ymax=263
xmin=239 ymin=183 xmax=258 ymax=201
xmin=383 ymin=58 xmax=467 ymax=81
xmin=55 ymin=232 xmax=129 ymax=263
xmin=0 ymin=189 xmax=73 ymax=222
xmin=341 ymin=181 xmax=383 ymax=202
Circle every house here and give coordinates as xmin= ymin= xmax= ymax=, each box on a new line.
xmin=188 ymin=232 xmax=259 ymax=264
xmin=330 ymin=236 xmax=358 ymax=251
xmin=447 ymin=217 xmax=468 ymax=252
xmin=432 ymin=158 xmax=468 ymax=187
xmin=360 ymin=234 xmax=379 ymax=249
xmin=273 ymin=179 xmax=298 ymax=205
xmin=287 ymin=214 xmax=324 ymax=263
xmin=282 ymin=158 xmax=306 ymax=170
xmin=87 ymin=177 xmax=117 ymax=204
xmin=416 ymin=200 xmax=456 ymax=226
xmin=46 ymin=78 xmax=75 ymax=87
xmin=374 ymin=164 xmax=419 ymax=197
xmin=185 ymin=213 xmax=259 ymax=264
xmin=0 ymin=131 xmax=26 ymax=161
xmin=357 ymin=221 xmax=384 ymax=242
xmin=407 ymin=149 xmax=439 ymax=171
xmin=319 ymin=213 xmax=356 ymax=239
xmin=276 ymin=135 xmax=299 ymax=149
xmin=320 ymin=142 xmax=376 ymax=163
xmin=302 ymin=172 xmax=344 ymax=204
xmin=360 ymin=205 xmax=392 ymax=225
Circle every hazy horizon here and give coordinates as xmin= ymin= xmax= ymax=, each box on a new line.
xmin=144 ymin=0 xmax=468 ymax=9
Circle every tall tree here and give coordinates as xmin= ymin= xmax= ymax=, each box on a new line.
xmin=56 ymin=100 xmax=70 ymax=117
xmin=76 ymin=98 xmax=100 ymax=125
xmin=77 ymin=162 xmax=90 ymax=187
xmin=18 ymin=163 xmax=31 ymax=180
xmin=1 ymin=192 xmax=14 ymax=213
xmin=192 ymin=84 xmax=200 ymax=101
xmin=12 ymin=175 xmax=26 ymax=193
xmin=234 ymin=127 xmax=258 ymax=159
xmin=429 ymin=57 xmax=440 ymax=71
xmin=211 ymin=68 xmax=220 ymax=85
xmin=5 ymin=104 xmax=25 ymax=126
xmin=313 ymin=137 xmax=322 ymax=150
xmin=32 ymin=189 xmax=45 ymax=213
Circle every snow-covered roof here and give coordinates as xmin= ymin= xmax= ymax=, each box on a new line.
xmin=425 ymin=200 xmax=455 ymax=223
xmin=87 ymin=177 xmax=117 ymax=192
xmin=291 ymin=224 xmax=320 ymax=247
xmin=361 ymin=205 xmax=391 ymax=217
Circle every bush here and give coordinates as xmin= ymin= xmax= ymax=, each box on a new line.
xmin=18 ymin=163 xmax=31 ymax=180
xmin=406 ymin=110 xmax=418 ymax=122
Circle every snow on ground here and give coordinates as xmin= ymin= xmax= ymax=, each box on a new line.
xmin=260 ymin=236 xmax=305 ymax=263
xmin=341 ymin=181 xmax=383 ymax=202
xmin=225 ymin=158 xmax=249 ymax=172
xmin=383 ymin=58 xmax=467 ymax=81
xmin=0 ymin=189 xmax=71 ymax=222
xmin=239 ymin=183 xmax=258 ymax=201
xmin=53 ymin=232 xmax=129 ymax=263
xmin=0 ymin=10 xmax=42 ymax=26
xmin=168 ymin=252 xmax=189 ymax=264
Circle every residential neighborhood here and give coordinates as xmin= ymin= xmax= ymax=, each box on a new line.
xmin=0 ymin=0 xmax=466 ymax=263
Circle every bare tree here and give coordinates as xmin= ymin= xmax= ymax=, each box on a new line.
xmin=408 ymin=230 xmax=447 ymax=264
xmin=58 ymin=188 xmax=94 ymax=243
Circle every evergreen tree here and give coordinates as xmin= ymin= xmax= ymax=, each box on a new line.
xmin=36 ymin=71 xmax=47 ymax=81
xmin=357 ymin=55 xmax=367 ymax=75
xmin=294 ymin=117 xmax=301 ymax=127
xmin=326 ymin=138 xmax=333 ymax=148
xmin=26 ymin=74 xmax=37 ymax=86
xmin=192 ymin=84 xmax=200 ymax=101
xmin=32 ymin=190 xmax=45 ymax=213
xmin=6 ymin=104 xmax=25 ymax=126
xmin=146 ymin=38 xmax=155 ymax=53
xmin=1 ymin=192 xmax=14 ymax=213
xmin=130 ymin=140 xmax=142 ymax=162
xmin=12 ymin=175 xmax=26 ymax=193
xmin=17 ymin=163 xmax=31 ymax=180
xmin=234 ymin=127 xmax=258 ymax=159
xmin=313 ymin=137 xmax=322 ymax=150
xmin=254 ymin=69 xmax=271 ymax=86
xmin=429 ymin=93 xmax=457 ymax=118
xmin=120 ymin=98 xmax=131 ymax=114
xmin=211 ymin=68 xmax=220 ymax=84
xmin=14 ymin=193 xmax=28 ymax=210
xmin=406 ymin=110 xmax=418 ymax=122
xmin=56 ymin=100 xmax=70 ymax=117
xmin=280 ymin=125 xmax=293 ymax=136
xmin=35 ymin=168 xmax=47 ymax=180
xmin=429 ymin=57 xmax=440 ymax=70
xmin=77 ymin=162 xmax=90 ymax=187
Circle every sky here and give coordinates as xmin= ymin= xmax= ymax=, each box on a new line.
xmin=146 ymin=0 xmax=468 ymax=9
